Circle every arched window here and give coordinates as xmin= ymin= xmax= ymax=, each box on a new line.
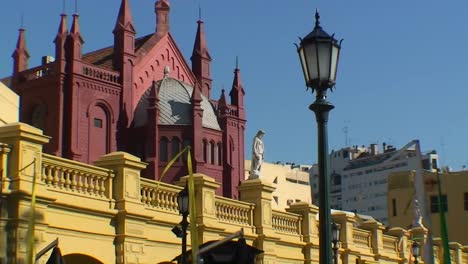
xmin=31 ymin=104 xmax=46 ymax=131
xmin=210 ymin=141 xmax=215 ymax=164
xmin=217 ymin=142 xmax=222 ymax=166
xmin=89 ymin=104 xmax=109 ymax=163
xmin=171 ymin=137 xmax=180 ymax=161
xmin=203 ymin=139 xmax=208 ymax=162
xmin=159 ymin=137 xmax=168 ymax=162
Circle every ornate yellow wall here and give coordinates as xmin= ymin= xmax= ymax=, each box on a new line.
xmin=1 ymin=123 xmax=467 ymax=263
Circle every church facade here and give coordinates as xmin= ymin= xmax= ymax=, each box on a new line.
xmin=8 ymin=0 xmax=246 ymax=198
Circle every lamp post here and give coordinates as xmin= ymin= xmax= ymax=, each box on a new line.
xmin=331 ymin=222 xmax=341 ymax=264
xmin=412 ymin=241 xmax=420 ymax=264
xmin=296 ymin=9 xmax=342 ymax=264
xmin=177 ymin=184 xmax=190 ymax=264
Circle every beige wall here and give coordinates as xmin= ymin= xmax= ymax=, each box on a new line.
xmin=245 ymin=160 xmax=312 ymax=210
xmin=388 ymin=170 xmax=468 ymax=245
xmin=0 ymin=82 xmax=19 ymax=125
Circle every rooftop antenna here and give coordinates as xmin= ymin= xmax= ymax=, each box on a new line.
xmin=20 ymin=13 xmax=24 ymax=28
xmin=19 ymin=0 xmax=25 ymax=28
xmin=74 ymin=0 xmax=78 ymax=14
xmin=235 ymin=56 xmax=239 ymax=69
xmin=343 ymin=120 xmax=350 ymax=147
xmin=198 ymin=5 xmax=201 ymax=20
xmin=62 ymin=0 xmax=66 ymax=13
xmin=440 ymin=136 xmax=446 ymax=168
xmin=343 ymin=126 xmax=349 ymax=147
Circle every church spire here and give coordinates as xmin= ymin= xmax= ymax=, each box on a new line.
xmin=191 ymin=13 xmax=212 ymax=98
xmin=54 ymin=14 xmax=68 ymax=62
xmin=70 ymin=13 xmax=81 ymax=36
xmin=114 ymin=0 xmax=135 ymax=33
xmin=12 ymin=27 xmax=30 ymax=75
xmin=229 ymin=58 xmax=245 ymax=109
xmin=66 ymin=13 xmax=84 ymax=60
xmin=218 ymin=89 xmax=228 ymax=116
xmin=155 ymin=0 xmax=170 ymax=36
xmin=113 ymin=0 xmax=136 ymax=70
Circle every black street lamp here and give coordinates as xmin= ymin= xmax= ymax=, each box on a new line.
xmin=296 ymin=9 xmax=342 ymax=264
xmin=177 ymin=184 xmax=190 ymax=264
xmin=412 ymin=241 xmax=420 ymax=264
xmin=331 ymin=222 xmax=341 ymax=264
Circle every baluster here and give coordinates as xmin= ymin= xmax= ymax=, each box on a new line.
xmin=70 ymin=170 xmax=77 ymax=191
xmin=47 ymin=166 xmax=58 ymax=187
xmin=154 ymin=189 xmax=161 ymax=207
xmin=170 ymin=192 xmax=176 ymax=211
xmin=147 ymin=188 xmax=152 ymax=205
xmin=89 ymin=175 xmax=97 ymax=195
xmin=141 ymin=188 xmax=148 ymax=204
xmin=222 ymin=205 xmax=226 ymax=219
xmin=76 ymin=172 xmax=83 ymax=192
xmin=99 ymin=177 xmax=106 ymax=196
xmin=56 ymin=168 xmax=63 ymax=188
xmin=64 ymin=170 xmax=71 ymax=189
xmin=94 ymin=176 xmax=100 ymax=196
xmin=83 ymin=174 xmax=90 ymax=194
xmin=162 ymin=191 xmax=169 ymax=209
xmin=41 ymin=165 xmax=47 ymax=182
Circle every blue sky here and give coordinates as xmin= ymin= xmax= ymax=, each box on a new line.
xmin=1 ymin=0 xmax=468 ymax=169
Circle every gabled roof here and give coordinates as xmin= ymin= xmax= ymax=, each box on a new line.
xmin=133 ymin=77 xmax=221 ymax=131
xmin=82 ymin=34 xmax=154 ymax=70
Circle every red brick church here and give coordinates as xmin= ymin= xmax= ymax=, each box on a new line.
xmin=7 ymin=0 xmax=247 ymax=198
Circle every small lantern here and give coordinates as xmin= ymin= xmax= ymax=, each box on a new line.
xmin=177 ymin=184 xmax=189 ymax=215
xmin=297 ymin=10 xmax=342 ymax=91
xmin=331 ymin=222 xmax=341 ymax=245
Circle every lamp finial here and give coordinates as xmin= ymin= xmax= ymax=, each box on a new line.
xmin=315 ymin=9 xmax=320 ymax=28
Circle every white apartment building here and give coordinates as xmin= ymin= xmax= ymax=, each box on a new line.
xmin=310 ymin=140 xmax=438 ymax=224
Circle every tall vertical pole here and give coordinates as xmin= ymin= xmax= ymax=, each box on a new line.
xmin=181 ymin=213 xmax=189 ymax=264
xmin=333 ymin=246 xmax=339 ymax=264
xmin=310 ymin=89 xmax=334 ymax=264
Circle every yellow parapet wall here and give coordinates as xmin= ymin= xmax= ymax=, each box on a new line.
xmin=0 ymin=123 xmax=467 ymax=263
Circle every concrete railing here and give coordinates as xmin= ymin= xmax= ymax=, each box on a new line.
xmin=215 ymin=196 xmax=254 ymax=226
xmin=81 ymin=62 xmax=120 ymax=84
xmin=42 ymin=153 xmax=114 ymax=198
xmin=140 ymin=178 xmax=182 ymax=213
xmin=272 ymin=209 xmax=302 ymax=235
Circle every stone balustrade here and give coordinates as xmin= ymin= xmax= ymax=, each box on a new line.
xmin=1 ymin=122 xmax=467 ymax=264
xmin=82 ymin=63 xmax=120 ymax=84
xmin=215 ymin=196 xmax=253 ymax=226
xmin=140 ymin=178 xmax=182 ymax=213
xmin=271 ymin=209 xmax=302 ymax=235
xmin=42 ymin=153 xmax=114 ymax=198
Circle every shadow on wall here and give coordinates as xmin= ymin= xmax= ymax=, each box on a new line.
xmin=63 ymin=254 xmax=104 ymax=264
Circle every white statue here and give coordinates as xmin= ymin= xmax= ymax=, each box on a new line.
xmin=413 ymin=196 xmax=423 ymax=227
xmin=250 ymin=130 xmax=265 ymax=179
